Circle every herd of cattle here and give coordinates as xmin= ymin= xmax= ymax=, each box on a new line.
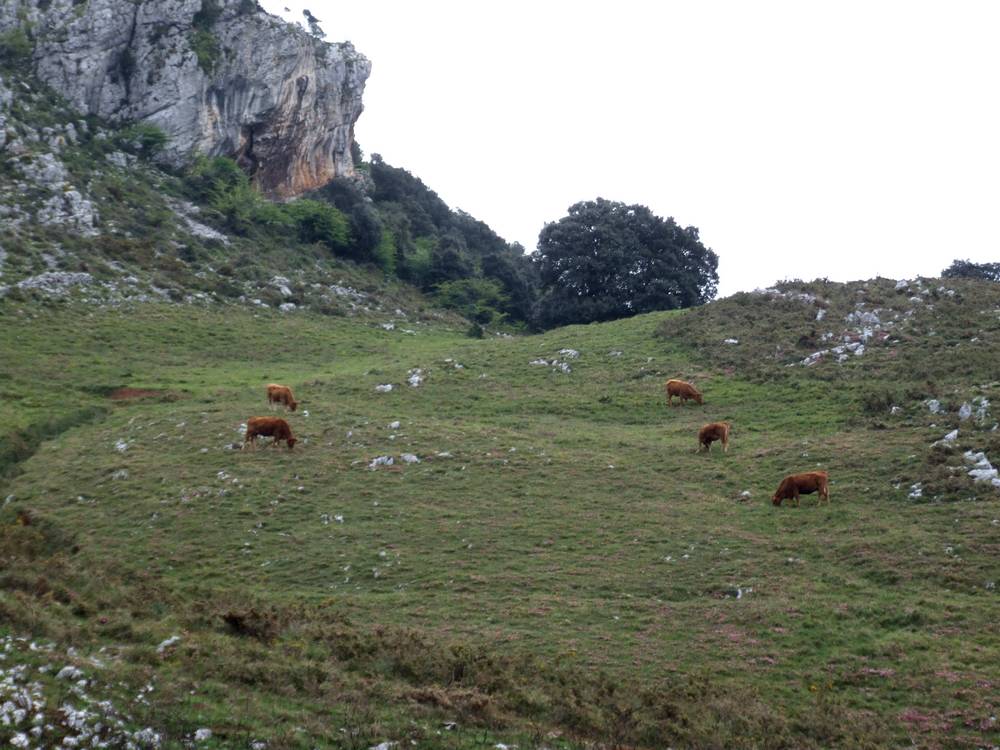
xmin=244 ymin=380 xmax=830 ymax=508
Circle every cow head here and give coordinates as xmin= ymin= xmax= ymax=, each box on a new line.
xmin=287 ymin=437 xmax=298 ymax=449
xmin=694 ymin=392 xmax=704 ymax=405
xmin=289 ymin=400 xmax=298 ymax=412
xmin=771 ymin=493 xmax=783 ymax=506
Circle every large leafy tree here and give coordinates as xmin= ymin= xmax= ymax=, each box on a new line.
xmin=533 ymin=198 xmax=719 ymax=328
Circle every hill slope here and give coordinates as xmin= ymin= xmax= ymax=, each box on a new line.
xmin=2 ymin=278 xmax=999 ymax=748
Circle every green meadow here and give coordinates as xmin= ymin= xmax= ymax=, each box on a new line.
xmin=2 ymin=280 xmax=999 ymax=748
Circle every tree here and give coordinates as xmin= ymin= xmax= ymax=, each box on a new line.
xmin=942 ymin=259 xmax=1000 ymax=282
xmin=533 ymin=198 xmax=719 ymax=328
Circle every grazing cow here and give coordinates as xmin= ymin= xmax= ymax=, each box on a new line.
xmin=771 ymin=471 xmax=829 ymax=507
xmin=665 ymin=379 xmax=703 ymax=406
xmin=266 ymin=383 xmax=298 ymax=412
xmin=698 ymin=421 xmax=731 ymax=452
xmin=244 ymin=416 xmax=298 ymax=450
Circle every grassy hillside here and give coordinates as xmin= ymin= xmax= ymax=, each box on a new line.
xmin=2 ymin=278 xmax=999 ymax=748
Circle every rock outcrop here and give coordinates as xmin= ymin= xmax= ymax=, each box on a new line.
xmin=1 ymin=0 xmax=370 ymax=197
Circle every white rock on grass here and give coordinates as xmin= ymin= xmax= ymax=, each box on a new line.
xmin=407 ymin=369 xmax=424 ymax=387
xmin=908 ymin=483 xmax=923 ymax=499
xmin=155 ymin=635 xmax=181 ymax=654
xmin=368 ymin=456 xmax=394 ymax=469
xmin=529 ymin=359 xmax=549 ymax=366
xmin=17 ymin=272 xmax=93 ymax=296
xmin=558 ymin=348 xmax=580 ymax=358
xmin=375 ymin=384 xmax=393 ymax=393
xmin=959 ymin=402 xmax=973 ymax=421
xmin=925 ymin=399 xmax=943 ymax=414
xmin=388 ymin=421 xmax=400 ymax=430
xmin=723 ymin=338 xmax=739 ymax=344
xmin=400 ymin=453 xmax=420 ymax=464
xmin=270 ymin=276 xmax=293 ymax=297
xmin=934 ymin=429 xmax=959 ymax=446
xmin=194 ymin=728 xmax=213 ymax=742
xmin=975 ymin=398 xmax=991 ymax=423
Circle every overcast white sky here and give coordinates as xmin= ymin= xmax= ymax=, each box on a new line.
xmin=262 ymin=1 xmax=1000 ymax=296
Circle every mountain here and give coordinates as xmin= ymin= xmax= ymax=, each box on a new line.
xmin=1 ymin=0 xmax=370 ymax=197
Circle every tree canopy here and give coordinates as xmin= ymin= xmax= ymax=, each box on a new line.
xmin=533 ymin=198 xmax=719 ymax=328
xmin=942 ymin=259 xmax=1000 ymax=283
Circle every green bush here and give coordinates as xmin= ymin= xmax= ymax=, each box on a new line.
xmin=434 ymin=277 xmax=509 ymax=325
xmin=190 ymin=27 xmax=220 ymax=73
xmin=0 ymin=28 xmax=32 ymax=69
xmin=373 ymin=228 xmax=397 ymax=275
xmin=284 ymin=199 xmax=350 ymax=250
xmin=116 ymin=123 xmax=169 ymax=159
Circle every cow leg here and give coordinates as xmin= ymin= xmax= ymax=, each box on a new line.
xmin=793 ymin=491 xmax=800 ymax=508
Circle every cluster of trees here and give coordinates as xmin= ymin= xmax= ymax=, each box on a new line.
xmin=187 ymin=148 xmax=720 ymax=330
xmin=942 ymin=259 xmax=1000 ymax=283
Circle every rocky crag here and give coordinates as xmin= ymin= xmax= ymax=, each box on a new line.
xmin=1 ymin=0 xmax=370 ymax=197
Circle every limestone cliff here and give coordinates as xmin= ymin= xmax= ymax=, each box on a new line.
xmin=1 ymin=0 xmax=370 ymax=197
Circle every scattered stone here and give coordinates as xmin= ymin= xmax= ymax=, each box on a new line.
xmin=926 ymin=399 xmax=943 ymax=414
xmin=278 ymin=302 xmax=297 ymax=312
xmin=723 ymin=338 xmax=739 ymax=344
xmin=908 ymin=483 xmax=923 ymax=499
xmin=17 ymin=272 xmax=93 ymax=296
xmin=400 ymin=453 xmax=420 ymax=464
xmin=56 ymin=665 xmax=83 ymax=680
xmin=407 ymin=368 xmax=424 ymax=387
xmin=959 ymin=402 xmax=973 ymax=421
xmin=194 ymin=728 xmax=213 ymax=742
xmin=155 ymin=635 xmax=181 ymax=654
xmin=270 ymin=276 xmax=293 ymax=297
xmin=388 ymin=420 xmax=400 ymax=430
xmin=558 ymin=348 xmax=580 ymax=358
xmin=934 ymin=429 xmax=959 ymax=446
xmin=368 ymin=456 xmax=394 ymax=469
xmin=375 ymin=384 xmax=393 ymax=393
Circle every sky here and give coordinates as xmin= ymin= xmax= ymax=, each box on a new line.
xmin=261 ymin=0 xmax=1000 ymax=296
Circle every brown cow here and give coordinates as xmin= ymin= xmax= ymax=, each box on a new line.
xmin=665 ymin=379 xmax=703 ymax=406
xmin=771 ymin=471 xmax=829 ymax=507
xmin=698 ymin=422 xmax=731 ymax=452
xmin=244 ymin=416 xmax=298 ymax=450
xmin=266 ymin=383 xmax=298 ymax=412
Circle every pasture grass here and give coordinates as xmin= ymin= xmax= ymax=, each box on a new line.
xmin=1 ymin=289 xmax=999 ymax=748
